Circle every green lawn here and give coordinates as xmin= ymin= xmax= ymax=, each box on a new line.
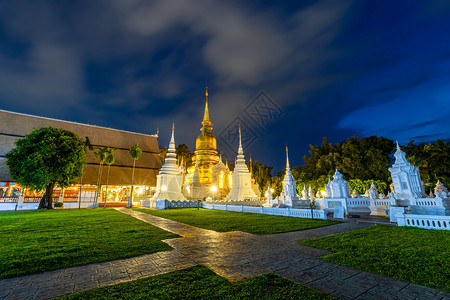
xmin=300 ymin=225 xmax=450 ymax=292
xmin=59 ymin=265 xmax=333 ymax=299
xmin=133 ymin=208 xmax=338 ymax=235
xmin=0 ymin=209 xmax=178 ymax=279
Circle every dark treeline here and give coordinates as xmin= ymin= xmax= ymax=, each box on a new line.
xmin=160 ymin=137 xmax=449 ymax=197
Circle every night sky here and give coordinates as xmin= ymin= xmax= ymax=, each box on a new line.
xmin=1 ymin=1 xmax=450 ymax=173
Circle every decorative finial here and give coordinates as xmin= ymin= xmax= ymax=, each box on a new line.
xmin=201 ymin=87 xmax=212 ymax=130
xmin=286 ymin=144 xmax=290 ymax=170
xmin=172 ymin=121 xmax=175 ymax=131
xmin=396 ymin=141 xmax=400 ymax=151
xmin=156 ymin=128 xmax=159 ymax=137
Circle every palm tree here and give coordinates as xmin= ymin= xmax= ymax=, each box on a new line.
xmin=79 ymin=137 xmax=93 ymax=209
xmin=128 ymin=143 xmax=143 ymax=208
xmin=103 ymin=147 xmax=118 ymax=208
xmin=94 ymin=147 xmax=109 ymax=208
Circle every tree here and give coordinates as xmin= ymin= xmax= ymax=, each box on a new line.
xmin=248 ymin=160 xmax=273 ymax=195
xmin=93 ymin=147 xmax=109 ymax=208
xmin=6 ymin=127 xmax=86 ymax=209
xmin=103 ymin=147 xmax=118 ymax=208
xmin=159 ymin=147 xmax=168 ymax=165
xmin=129 ymin=143 xmax=143 ymax=207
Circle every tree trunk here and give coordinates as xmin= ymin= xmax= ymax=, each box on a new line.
xmin=38 ymin=182 xmax=55 ymax=209
xmin=93 ymin=163 xmax=104 ymax=208
xmin=104 ymin=165 xmax=111 ymax=208
xmin=129 ymin=159 xmax=136 ymax=208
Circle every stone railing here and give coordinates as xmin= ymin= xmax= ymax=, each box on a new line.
xmin=396 ymin=213 xmax=450 ymax=231
xmin=203 ymin=200 xmax=266 ymax=207
xmin=202 ymin=204 xmax=327 ymax=220
xmin=347 ymin=198 xmax=371 ymax=213
xmin=369 ymin=198 xmax=396 ymax=216
xmin=0 ymin=196 xmax=18 ymax=203
xmin=154 ymin=200 xmax=201 ymax=209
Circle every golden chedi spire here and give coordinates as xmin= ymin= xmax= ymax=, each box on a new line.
xmin=201 ymin=87 xmax=212 ymax=132
xmin=186 ymin=87 xmax=219 ymax=185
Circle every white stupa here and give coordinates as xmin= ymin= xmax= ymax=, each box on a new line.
xmin=225 ymin=126 xmax=258 ymax=201
xmin=280 ymin=145 xmax=301 ymax=206
xmin=151 ymin=123 xmax=186 ymax=201
xmin=389 ymin=142 xmax=426 ymax=200
xmin=325 ymin=170 xmax=350 ymax=198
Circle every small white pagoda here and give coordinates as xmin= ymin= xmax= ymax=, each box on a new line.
xmin=389 ymin=142 xmax=426 ymax=201
xmin=151 ymin=124 xmax=186 ymax=201
xmin=279 ymin=146 xmax=308 ymax=208
xmin=225 ymin=126 xmax=258 ymax=201
xmin=325 ymin=170 xmax=350 ymax=198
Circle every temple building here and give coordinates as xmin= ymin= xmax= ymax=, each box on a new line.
xmin=225 ymin=126 xmax=259 ymax=201
xmin=183 ymin=89 xmax=232 ymax=200
xmin=151 ymin=124 xmax=186 ymax=201
xmin=0 ymin=109 xmax=161 ymax=209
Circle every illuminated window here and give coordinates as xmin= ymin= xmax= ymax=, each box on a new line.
xmin=219 ymin=171 xmax=224 ymax=188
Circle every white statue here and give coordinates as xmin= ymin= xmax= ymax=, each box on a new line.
xmin=435 ymin=180 xmax=448 ymax=195
xmin=366 ymin=182 xmax=379 ymax=199
xmin=301 ymin=184 xmax=308 ymax=200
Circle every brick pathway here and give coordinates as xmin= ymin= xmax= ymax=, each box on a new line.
xmin=1 ymin=208 xmax=448 ymax=300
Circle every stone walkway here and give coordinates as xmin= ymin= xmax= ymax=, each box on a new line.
xmin=1 ymin=208 xmax=448 ymax=300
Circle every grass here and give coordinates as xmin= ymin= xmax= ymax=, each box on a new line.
xmin=300 ymin=225 xmax=450 ymax=292
xmin=59 ymin=265 xmax=333 ymax=299
xmin=0 ymin=209 xmax=179 ymax=279
xmin=133 ymin=208 xmax=338 ymax=235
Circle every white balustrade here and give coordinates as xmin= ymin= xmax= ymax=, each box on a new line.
xmin=397 ymin=214 xmax=450 ymax=231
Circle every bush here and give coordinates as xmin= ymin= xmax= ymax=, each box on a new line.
xmin=53 ymin=202 xmax=63 ymax=208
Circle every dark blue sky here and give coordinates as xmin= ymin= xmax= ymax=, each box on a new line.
xmin=1 ymin=0 xmax=449 ymax=173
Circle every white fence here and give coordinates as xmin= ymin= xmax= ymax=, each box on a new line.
xmin=204 ymin=200 xmax=266 ymax=207
xmin=397 ymin=214 xmax=450 ymax=230
xmin=202 ymin=204 xmax=327 ymax=220
xmin=347 ymin=199 xmax=371 ymax=213
xmin=154 ymin=200 xmax=201 ymax=209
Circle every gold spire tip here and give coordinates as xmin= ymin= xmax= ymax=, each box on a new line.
xmin=172 ymin=122 xmax=175 ymax=130
xmin=205 ymin=86 xmax=208 ymax=97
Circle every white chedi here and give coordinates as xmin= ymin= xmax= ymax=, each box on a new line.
xmin=388 ymin=142 xmax=426 ymax=200
xmin=326 ymin=170 xmax=350 ymax=198
xmin=151 ymin=124 xmax=186 ymax=201
xmin=225 ymin=126 xmax=258 ymax=201
xmin=280 ymin=146 xmax=300 ymax=206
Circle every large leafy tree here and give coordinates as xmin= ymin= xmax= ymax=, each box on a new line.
xmin=248 ymin=160 xmax=273 ymax=195
xmin=6 ymin=127 xmax=86 ymax=209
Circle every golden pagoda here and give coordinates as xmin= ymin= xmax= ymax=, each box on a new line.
xmin=186 ymin=88 xmax=220 ymax=185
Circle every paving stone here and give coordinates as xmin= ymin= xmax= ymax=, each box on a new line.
xmin=1 ymin=208 xmax=447 ymax=300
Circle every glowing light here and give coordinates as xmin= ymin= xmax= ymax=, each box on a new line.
xmin=270 ymin=189 xmax=274 ymax=193
xmin=161 ymin=185 xmax=167 ymax=191
xmin=211 ymin=186 xmax=217 ymax=192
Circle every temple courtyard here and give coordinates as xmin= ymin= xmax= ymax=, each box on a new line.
xmin=0 ymin=208 xmax=448 ymax=299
